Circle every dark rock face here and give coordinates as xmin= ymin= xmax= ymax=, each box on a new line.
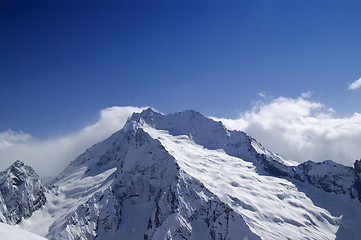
xmin=143 ymin=174 xmax=261 ymax=240
xmin=353 ymin=160 xmax=361 ymax=201
xmin=0 ymin=160 xmax=47 ymax=224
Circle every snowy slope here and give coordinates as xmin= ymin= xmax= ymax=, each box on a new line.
xmin=0 ymin=222 xmax=47 ymax=240
xmin=3 ymin=108 xmax=361 ymax=239
xmin=143 ymin=124 xmax=340 ymax=239
xmin=132 ymin=109 xmax=360 ymax=197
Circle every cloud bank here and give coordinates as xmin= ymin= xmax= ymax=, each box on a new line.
xmin=0 ymin=106 xmax=146 ymax=177
xmin=0 ymin=130 xmax=33 ymax=149
xmin=2 ymin=101 xmax=361 ymax=178
xmin=213 ymin=95 xmax=361 ymax=167
xmin=348 ymin=77 xmax=361 ymax=90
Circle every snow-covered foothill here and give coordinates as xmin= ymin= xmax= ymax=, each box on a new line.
xmin=0 ymin=222 xmax=47 ymax=240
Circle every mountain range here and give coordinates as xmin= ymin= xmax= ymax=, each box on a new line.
xmin=0 ymin=108 xmax=360 ymax=239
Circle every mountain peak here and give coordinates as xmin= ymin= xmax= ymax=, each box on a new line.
xmin=131 ymin=108 xmax=208 ymax=125
xmin=0 ymin=160 xmax=46 ymax=224
xmin=7 ymin=109 xmax=361 ymax=239
xmin=131 ymin=107 xmax=160 ymax=119
xmin=11 ymin=160 xmax=25 ymax=168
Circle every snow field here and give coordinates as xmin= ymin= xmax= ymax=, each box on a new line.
xmin=144 ymin=125 xmax=340 ymax=240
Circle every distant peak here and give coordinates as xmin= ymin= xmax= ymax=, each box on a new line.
xmin=179 ymin=109 xmax=204 ymax=118
xmin=322 ymin=160 xmax=338 ymax=166
xmin=183 ymin=109 xmax=200 ymax=114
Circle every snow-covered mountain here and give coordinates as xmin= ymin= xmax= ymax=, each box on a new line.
xmin=0 ymin=160 xmax=47 ymax=224
xmin=0 ymin=222 xmax=47 ymax=240
xmin=1 ymin=108 xmax=361 ymax=239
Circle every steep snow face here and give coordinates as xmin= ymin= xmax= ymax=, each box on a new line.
xmin=143 ymin=125 xmax=341 ymax=240
xmin=18 ymin=127 xmax=136 ymax=237
xmin=0 ymin=160 xmax=46 ymax=224
xmin=139 ymin=107 xmax=360 ymax=198
xmin=47 ymin=127 xmax=178 ymax=239
xmin=0 ymin=222 xmax=47 ymax=240
xmin=20 ymin=130 xmax=126 ymax=238
xmin=132 ymin=109 xmax=293 ymax=170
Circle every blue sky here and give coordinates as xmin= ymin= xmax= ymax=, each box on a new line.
xmin=1 ymin=0 xmax=361 ymax=139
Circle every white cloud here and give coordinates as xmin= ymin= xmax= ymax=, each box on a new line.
xmin=257 ymin=92 xmax=266 ymax=99
xmin=348 ymin=77 xmax=361 ymax=90
xmin=301 ymin=91 xmax=312 ymax=99
xmin=0 ymin=130 xmax=33 ymax=149
xmin=213 ymin=95 xmax=361 ymax=166
xmin=0 ymin=106 xmax=146 ymax=177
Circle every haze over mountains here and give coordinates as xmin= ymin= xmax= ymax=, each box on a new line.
xmin=0 ymin=108 xmax=361 ymax=239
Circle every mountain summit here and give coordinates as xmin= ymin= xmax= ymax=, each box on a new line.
xmin=1 ymin=108 xmax=361 ymax=239
xmin=0 ymin=160 xmax=46 ymax=224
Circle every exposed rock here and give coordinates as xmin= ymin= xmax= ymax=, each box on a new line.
xmin=0 ymin=160 xmax=46 ymax=224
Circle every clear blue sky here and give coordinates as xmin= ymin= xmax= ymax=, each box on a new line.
xmin=1 ymin=0 xmax=361 ymax=138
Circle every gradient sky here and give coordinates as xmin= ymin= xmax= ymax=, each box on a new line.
xmin=1 ymin=0 xmax=361 ymax=139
